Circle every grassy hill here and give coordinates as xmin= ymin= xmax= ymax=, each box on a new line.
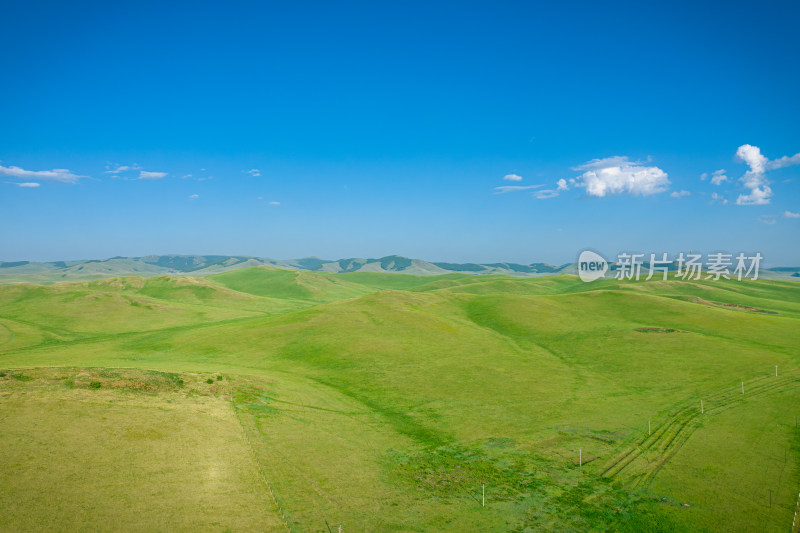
xmin=1 ymin=269 xmax=798 ymax=531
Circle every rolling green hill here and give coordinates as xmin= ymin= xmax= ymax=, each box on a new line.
xmin=1 ymin=269 xmax=798 ymax=532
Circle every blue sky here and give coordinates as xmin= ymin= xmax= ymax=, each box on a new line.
xmin=1 ymin=1 xmax=799 ymax=265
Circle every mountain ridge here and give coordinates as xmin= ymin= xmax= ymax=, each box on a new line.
xmin=0 ymin=254 xmax=796 ymax=284
xmin=0 ymin=254 xmax=567 ymax=283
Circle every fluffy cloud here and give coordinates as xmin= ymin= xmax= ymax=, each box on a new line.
xmin=503 ymin=173 xmax=523 ymax=181
xmin=138 ymin=170 xmax=167 ymax=180
xmin=570 ymin=156 xmax=670 ymax=197
xmin=735 ymin=145 xmax=772 ymax=205
xmin=493 ymin=184 xmax=545 ymax=194
xmin=700 ymin=169 xmax=729 ymax=185
xmin=710 ymin=169 xmax=728 ymax=185
xmin=556 ymin=178 xmax=568 ymax=191
xmin=0 ymin=164 xmax=83 ymax=184
xmin=784 ymin=210 xmax=800 ymax=218
xmin=670 ymin=190 xmax=691 ymax=198
xmin=734 ymin=144 xmax=800 ymax=205
xmin=17 ymin=182 xmax=40 ymax=188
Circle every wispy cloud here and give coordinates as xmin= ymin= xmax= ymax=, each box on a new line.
xmin=758 ymin=214 xmax=777 ymax=225
xmin=503 ymin=173 xmax=522 ymax=181
xmin=246 ymin=168 xmax=261 ymax=177
xmin=106 ymin=163 xmax=167 ymax=180
xmin=534 ymin=189 xmax=558 ymax=199
xmin=104 ymin=163 xmax=141 ymax=174
xmin=268 ymin=201 xmax=280 ymax=205
xmin=568 ymin=156 xmax=670 ymax=197
xmin=138 ymin=170 xmax=167 ymax=180
xmin=188 ymin=194 xmax=199 ymax=199
xmin=493 ymin=184 xmax=545 ymax=194
xmin=711 ymin=192 xmax=728 ymax=205
xmin=17 ymin=182 xmax=41 ymax=188
xmin=784 ymin=210 xmax=800 ymax=219
xmin=670 ymin=190 xmax=691 ymax=198
xmin=735 ymin=144 xmax=800 ymax=205
xmin=769 ymin=153 xmax=800 ymax=169
xmin=0 ymin=164 xmax=84 ymax=184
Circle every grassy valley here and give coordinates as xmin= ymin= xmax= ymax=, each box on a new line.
xmin=1 ymin=267 xmax=798 ymax=531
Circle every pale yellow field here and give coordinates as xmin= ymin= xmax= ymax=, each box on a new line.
xmin=0 ymin=369 xmax=285 ymax=532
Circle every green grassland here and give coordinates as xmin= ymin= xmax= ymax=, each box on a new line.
xmin=1 ymin=267 xmax=798 ymax=532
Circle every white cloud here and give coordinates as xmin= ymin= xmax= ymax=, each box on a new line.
xmin=737 ymin=144 xmax=769 ymax=173
xmin=575 ymin=155 xmax=631 ymax=170
xmin=670 ymin=190 xmax=691 ymax=198
xmin=17 ymin=182 xmax=40 ymax=188
xmin=188 ymin=194 xmax=199 ymax=199
xmin=493 ymin=184 xmax=545 ymax=194
xmin=710 ymin=169 xmax=728 ymax=185
xmin=700 ymin=172 xmax=707 ymax=181
xmin=784 ymin=210 xmax=800 ymax=218
xmin=735 ymin=145 xmax=772 ymax=205
xmin=556 ymin=178 xmax=568 ymax=191
xmin=758 ymin=214 xmax=776 ymax=225
xmin=534 ymin=189 xmax=558 ymax=199
xmin=503 ymin=173 xmax=523 ymax=181
xmin=269 ymin=201 xmax=280 ymax=205
xmin=104 ymin=164 xmax=141 ymax=174
xmin=736 ymin=186 xmax=772 ymax=205
xmin=570 ymin=156 xmax=670 ymax=197
xmin=247 ymin=168 xmax=261 ymax=177
xmin=734 ymin=144 xmax=800 ymax=205
xmin=710 ymin=192 xmax=728 ymax=205
xmin=768 ymin=153 xmax=800 ymax=170
xmin=0 ymin=164 xmax=83 ymax=184
xmin=106 ymin=164 xmax=167 ymax=180
xmin=138 ymin=170 xmax=167 ymax=180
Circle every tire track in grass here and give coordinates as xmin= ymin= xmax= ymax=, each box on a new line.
xmin=611 ymin=373 xmax=797 ymax=485
xmin=605 ymin=371 xmax=799 ymax=483
xmin=612 ymin=372 xmax=797 ymax=477
xmin=0 ymin=322 xmax=15 ymax=347
xmin=641 ymin=375 xmax=799 ymax=487
xmin=227 ymin=385 xmax=293 ymax=533
xmin=601 ymin=369 xmax=800 ymax=486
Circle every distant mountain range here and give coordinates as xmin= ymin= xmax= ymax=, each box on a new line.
xmin=0 ymin=254 xmax=566 ymax=283
xmin=0 ymin=254 xmax=797 ymax=284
